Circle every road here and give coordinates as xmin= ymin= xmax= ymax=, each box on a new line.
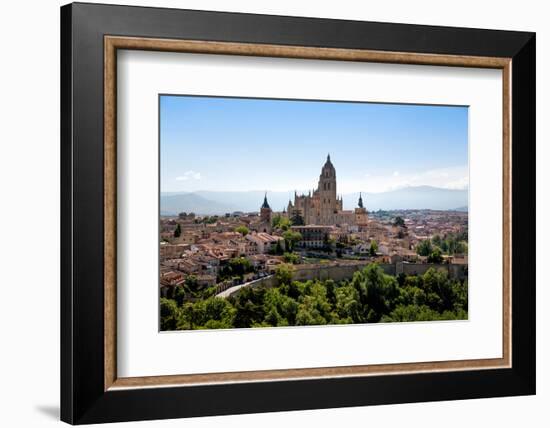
xmin=215 ymin=275 xmax=274 ymax=298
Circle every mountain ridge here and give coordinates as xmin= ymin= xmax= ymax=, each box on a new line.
xmin=161 ymin=186 xmax=468 ymax=216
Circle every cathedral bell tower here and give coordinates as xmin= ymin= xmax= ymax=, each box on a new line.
xmin=318 ymin=154 xmax=337 ymax=222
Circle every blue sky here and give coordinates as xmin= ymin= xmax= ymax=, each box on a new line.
xmin=160 ymin=95 xmax=468 ymax=194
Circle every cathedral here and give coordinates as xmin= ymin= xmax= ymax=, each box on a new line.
xmin=285 ymin=155 xmax=368 ymax=227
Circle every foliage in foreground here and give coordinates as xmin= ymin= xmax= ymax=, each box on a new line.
xmin=160 ymin=264 xmax=468 ymax=331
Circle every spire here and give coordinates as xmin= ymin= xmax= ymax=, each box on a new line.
xmin=358 ymin=192 xmax=364 ymax=208
xmin=261 ymin=192 xmax=270 ymax=209
xmin=322 ymin=153 xmax=335 ymax=174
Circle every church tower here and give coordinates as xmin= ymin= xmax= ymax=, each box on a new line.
xmin=259 ymin=193 xmax=272 ymax=233
xmin=318 ymin=154 xmax=337 ymax=223
xmin=355 ymin=192 xmax=369 ymax=230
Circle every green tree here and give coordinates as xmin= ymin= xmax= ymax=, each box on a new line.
xmin=180 ymin=297 xmax=236 ymax=329
xmin=290 ymin=214 xmax=304 ymax=226
xmin=184 ymin=274 xmax=200 ymax=295
xmin=228 ymin=257 xmax=253 ymax=278
xmin=275 ymin=263 xmax=294 ymax=285
xmin=416 ymin=239 xmax=433 ymax=256
xmin=395 ymin=285 xmax=427 ymax=307
xmin=160 ymin=298 xmax=180 ymax=330
xmin=174 ymin=223 xmax=181 ymax=238
xmin=455 ymin=240 xmax=468 ymax=254
xmin=201 ymin=215 xmax=218 ymax=224
xmin=427 ymin=248 xmax=444 ymax=264
xmin=334 ymin=284 xmax=363 ymax=323
xmin=160 ymin=260 xmax=469 ymax=331
xmin=381 ymin=304 xmax=442 ymax=322
xmin=229 ymin=287 xmax=266 ymax=328
xmin=283 ymin=252 xmax=300 ymax=264
xmin=393 ymin=216 xmax=405 ymax=227
xmin=323 ymin=235 xmax=336 ymax=252
xmin=235 ymin=225 xmax=249 ymax=236
xmin=369 ymin=239 xmax=378 ymax=256
xmin=282 ymin=230 xmax=302 ymax=251
xmin=295 ymin=282 xmax=333 ymax=326
xmin=351 ymin=264 xmax=399 ymax=322
xmin=262 ymin=288 xmax=299 ymax=326
xmin=218 ymin=257 xmax=254 ymax=281
xmin=270 ymin=239 xmax=284 ymax=255
xmin=174 ymin=285 xmax=187 ymax=306
xmin=421 ymin=268 xmax=457 ymax=312
xmin=272 ymin=215 xmax=291 ymax=231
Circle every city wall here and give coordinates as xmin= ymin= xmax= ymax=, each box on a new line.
xmin=290 ymin=261 xmax=467 ymax=282
xmin=220 ymin=261 xmax=467 ymax=298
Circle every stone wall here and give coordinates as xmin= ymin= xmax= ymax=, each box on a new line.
xmin=221 ymin=260 xmax=467 ymax=298
xmin=398 ymin=262 xmax=468 ymax=280
xmin=291 ymin=261 xmax=371 ymax=282
xmin=290 ymin=261 xmax=466 ymax=283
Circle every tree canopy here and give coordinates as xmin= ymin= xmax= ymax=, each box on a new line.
xmin=393 ymin=216 xmax=406 ymax=227
xmin=234 ymin=225 xmax=249 ymax=236
xmin=417 ymin=233 xmax=468 ymax=257
xmin=161 ymin=264 xmax=468 ymax=330
xmin=272 ymin=215 xmax=291 ymax=231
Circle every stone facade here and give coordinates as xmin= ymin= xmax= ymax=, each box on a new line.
xmin=286 ymin=155 xmax=367 ymax=226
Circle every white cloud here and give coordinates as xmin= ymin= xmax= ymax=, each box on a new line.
xmin=393 ymin=171 xmax=400 ymax=177
xmin=175 ymin=170 xmax=202 ymax=181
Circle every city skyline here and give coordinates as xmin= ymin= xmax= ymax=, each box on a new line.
xmin=160 ymin=95 xmax=468 ymax=194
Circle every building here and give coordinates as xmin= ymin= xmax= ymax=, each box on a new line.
xmin=286 ymin=155 xmax=367 ymax=226
xmin=355 ymin=193 xmax=369 ymax=230
xmin=291 ymin=225 xmax=333 ymax=248
xmin=252 ymin=193 xmax=273 ymax=233
xmin=246 ymin=232 xmax=284 ymax=253
xmin=259 ymin=193 xmax=272 ymax=233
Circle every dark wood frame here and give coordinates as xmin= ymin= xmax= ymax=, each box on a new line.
xmin=61 ymin=2 xmax=536 ymax=424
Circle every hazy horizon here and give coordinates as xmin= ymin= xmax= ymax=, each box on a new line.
xmin=160 ymin=183 xmax=469 ymax=196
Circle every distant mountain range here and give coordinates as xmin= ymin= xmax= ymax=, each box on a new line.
xmin=160 ymin=186 xmax=468 ymax=216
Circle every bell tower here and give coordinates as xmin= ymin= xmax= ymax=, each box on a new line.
xmin=355 ymin=192 xmax=369 ymax=230
xmin=318 ymin=154 xmax=337 ymax=223
xmin=260 ymin=192 xmax=272 ymax=224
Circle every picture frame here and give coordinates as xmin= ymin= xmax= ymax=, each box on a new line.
xmin=61 ymin=2 xmax=535 ymax=424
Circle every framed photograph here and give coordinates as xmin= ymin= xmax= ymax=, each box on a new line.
xmin=61 ymin=2 xmax=535 ymax=424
